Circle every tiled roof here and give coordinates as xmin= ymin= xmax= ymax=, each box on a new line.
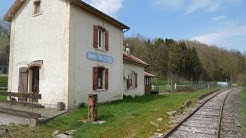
xmin=3 ymin=0 xmax=130 ymax=30
xmin=144 ymin=72 xmax=155 ymax=77
xmin=123 ymin=52 xmax=149 ymax=66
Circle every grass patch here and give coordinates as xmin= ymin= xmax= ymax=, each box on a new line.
xmin=240 ymin=89 xmax=246 ymax=114
xmin=240 ymin=88 xmax=246 ymax=130
xmin=0 ymin=76 xmax=8 ymax=87
xmin=3 ymin=88 xmax=218 ymax=138
xmin=0 ymin=76 xmax=7 ymax=101
xmin=0 ymin=90 xmax=7 ymax=101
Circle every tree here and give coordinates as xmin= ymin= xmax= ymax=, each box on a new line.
xmin=0 ymin=19 xmax=10 ymax=66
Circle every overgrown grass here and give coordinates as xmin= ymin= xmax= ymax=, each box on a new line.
xmin=0 ymin=76 xmax=8 ymax=86
xmin=240 ymin=88 xmax=246 ymax=133
xmin=3 ymin=88 xmax=218 ymax=138
xmin=240 ymin=89 xmax=246 ymax=114
xmin=0 ymin=90 xmax=6 ymax=101
xmin=0 ymin=76 xmax=7 ymax=100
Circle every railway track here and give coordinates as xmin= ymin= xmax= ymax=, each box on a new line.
xmin=163 ymin=88 xmax=238 ymax=138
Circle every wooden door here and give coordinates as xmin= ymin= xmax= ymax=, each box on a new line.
xmin=18 ymin=67 xmax=29 ymax=102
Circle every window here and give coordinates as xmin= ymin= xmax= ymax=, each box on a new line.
xmin=145 ymin=77 xmax=151 ymax=86
xmin=127 ymin=72 xmax=138 ymax=89
xmin=0 ymin=67 xmax=2 ymax=70
xmin=134 ymin=73 xmax=138 ymax=88
xmin=93 ymin=67 xmax=109 ymax=90
xmin=98 ymin=29 xmax=104 ymax=48
xmin=127 ymin=77 xmax=132 ymax=89
xmin=33 ymin=0 xmax=41 ymax=15
xmin=93 ymin=25 xmax=109 ymax=51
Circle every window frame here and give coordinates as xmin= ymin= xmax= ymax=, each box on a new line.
xmin=98 ymin=28 xmax=104 ymax=49
xmin=93 ymin=25 xmax=109 ymax=51
xmin=93 ymin=66 xmax=109 ymax=91
xmin=97 ymin=67 xmax=105 ymax=89
xmin=33 ymin=0 xmax=42 ymax=16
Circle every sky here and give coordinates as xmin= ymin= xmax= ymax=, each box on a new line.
xmin=1 ymin=0 xmax=246 ymax=52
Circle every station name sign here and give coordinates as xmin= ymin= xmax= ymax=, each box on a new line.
xmin=86 ymin=51 xmax=113 ymax=64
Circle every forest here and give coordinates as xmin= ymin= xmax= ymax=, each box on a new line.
xmin=0 ymin=20 xmax=9 ymax=67
xmin=124 ymin=34 xmax=246 ymax=85
xmin=0 ymin=20 xmax=246 ymax=85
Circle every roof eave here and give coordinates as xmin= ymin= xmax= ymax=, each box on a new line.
xmin=123 ymin=59 xmax=149 ymax=67
xmin=3 ymin=0 xmax=130 ymax=31
xmin=3 ymin=0 xmax=26 ymax=22
xmin=71 ymin=0 xmax=130 ymax=30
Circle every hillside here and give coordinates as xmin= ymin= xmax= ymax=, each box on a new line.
xmin=124 ymin=35 xmax=246 ymax=85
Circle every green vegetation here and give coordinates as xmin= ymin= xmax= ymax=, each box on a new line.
xmin=3 ymin=88 xmax=218 ymax=138
xmin=0 ymin=75 xmax=8 ymax=86
xmin=0 ymin=20 xmax=10 ymax=67
xmin=0 ymin=76 xmax=7 ymax=100
xmin=153 ymin=79 xmax=168 ymax=85
xmin=240 ymin=89 xmax=246 ymax=117
xmin=0 ymin=90 xmax=6 ymax=101
xmin=240 ymin=89 xmax=246 ymax=134
xmin=124 ymin=36 xmax=246 ymax=84
xmin=240 ymin=88 xmax=246 ymax=135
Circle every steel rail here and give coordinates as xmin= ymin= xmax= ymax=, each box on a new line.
xmin=162 ymin=88 xmax=237 ymax=138
xmin=216 ymin=88 xmax=236 ymax=138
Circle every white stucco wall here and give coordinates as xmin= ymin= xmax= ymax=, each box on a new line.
xmin=123 ymin=62 xmax=145 ymax=97
xmin=68 ymin=5 xmax=124 ymax=108
xmin=8 ymin=0 xmax=70 ymax=108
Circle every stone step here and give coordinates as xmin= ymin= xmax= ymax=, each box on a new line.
xmin=0 ymin=106 xmax=41 ymax=119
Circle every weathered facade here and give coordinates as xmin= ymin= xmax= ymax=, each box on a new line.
xmin=4 ymin=0 xmax=151 ymax=109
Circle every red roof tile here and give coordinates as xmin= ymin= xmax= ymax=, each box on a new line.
xmin=144 ymin=72 xmax=155 ymax=77
xmin=123 ymin=52 xmax=148 ymax=66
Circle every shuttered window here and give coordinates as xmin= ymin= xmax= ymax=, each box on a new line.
xmin=93 ymin=67 xmax=109 ymax=90
xmin=33 ymin=0 xmax=41 ymax=15
xmin=127 ymin=78 xmax=132 ymax=89
xmin=93 ymin=25 xmax=109 ymax=51
xmin=134 ymin=73 xmax=138 ymax=88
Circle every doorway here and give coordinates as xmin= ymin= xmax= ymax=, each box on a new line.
xmin=30 ymin=66 xmax=39 ymax=102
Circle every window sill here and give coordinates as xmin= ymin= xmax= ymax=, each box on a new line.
xmin=96 ymin=48 xmax=107 ymax=52
xmin=96 ymin=89 xmax=107 ymax=92
xmin=33 ymin=12 xmax=42 ymax=17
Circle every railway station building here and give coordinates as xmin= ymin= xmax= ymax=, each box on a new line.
xmin=4 ymin=0 xmax=154 ymax=109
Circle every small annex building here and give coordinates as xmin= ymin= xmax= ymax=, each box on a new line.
xmin=4 ymin=0 xmax=153 ymax=109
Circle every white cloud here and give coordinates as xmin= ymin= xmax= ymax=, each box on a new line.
xmin=185 ymin=0 xmax=222 ymax=15
xmin=154 ymin=0 xmax=242 ymax=15
xmin=190 ymin=25 xmax=246 ymax=47
xmin=83 ymin=0 xmax=124 ymax=17
xmin=212 ymin=16 xmax=227 ymax=21
xmin=212 ymin=16 xmax=239 ymax=27
xmin=154 ymin=0 xmax=184 ymax=10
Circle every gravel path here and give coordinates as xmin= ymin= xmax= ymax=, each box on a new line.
xmin=221 ymin=88 xmax=245 ymax=138
xmin=0 ymin=113 xmax=31 ymax=126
